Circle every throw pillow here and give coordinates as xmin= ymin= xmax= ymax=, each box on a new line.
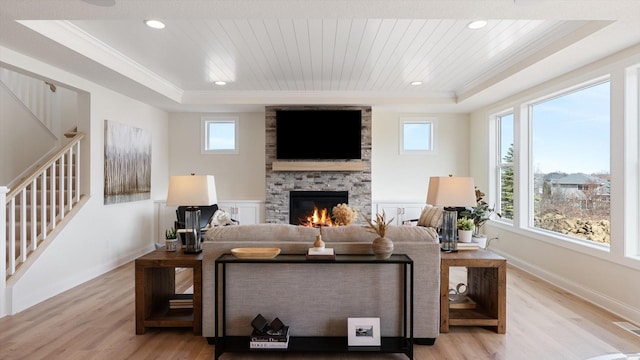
xmin=417 ymin=205 xmax=443 ymax=229
xmin=208 ymin=209 xmax=237 ymax=227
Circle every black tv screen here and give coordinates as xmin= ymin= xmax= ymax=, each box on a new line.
xmin=276 ymin=110 xmax=362 ymax=160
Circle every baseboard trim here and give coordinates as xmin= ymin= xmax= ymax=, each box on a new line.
xmin=492 ymin=249 xmax=640 ymax=327
xmin=8 ymin=244 xmax=154 ymax=315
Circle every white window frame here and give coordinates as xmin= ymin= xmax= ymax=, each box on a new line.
xmin=201 ymin=116 xmax=239 ymax=154
xmin=399 ymin=117 xmax=435 ymax=154
xmin=487 ymin=61 xmax=640 ymax=270
xmin=495 ymin=110 xmax=515 ymax=225
xmin=624 ymin=63 xmax=640 ymax=259
xmin=525 ymin=77 xmax=611 ymax=248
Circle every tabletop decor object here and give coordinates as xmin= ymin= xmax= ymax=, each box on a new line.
xmin=230 ymin=247 xmax=281 ymax=259
xmin=363 ymin=211 xmax=394 ymax=259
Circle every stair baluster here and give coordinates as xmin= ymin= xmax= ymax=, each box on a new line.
xmin=3 ymin=133 xmax=85 ymax=279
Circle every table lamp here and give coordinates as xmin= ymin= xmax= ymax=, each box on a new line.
xmin=166 ymin=174 xmax=217 ymax=253
xmin=426 ymin=175 xmax=477 ymax=252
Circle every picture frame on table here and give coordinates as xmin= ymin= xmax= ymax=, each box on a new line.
xmin=347 ymin=317 xmax=381 ymax=347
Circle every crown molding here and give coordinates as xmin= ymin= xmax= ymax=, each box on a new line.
xmin=16 ymin=20 xmax=184 ymax=103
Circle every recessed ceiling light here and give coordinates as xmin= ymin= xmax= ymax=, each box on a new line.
xmin=214 ymin=81 xmax=227 ymax=86
xmin=410 ymin=81 xmax=423 ymax=86
xmin=467 ymin=20 xmax=488 ymax=30
xmin=144 ymin=20 xmax=165 ymax=29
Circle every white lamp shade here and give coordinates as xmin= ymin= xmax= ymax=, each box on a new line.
xmin=166 ymin=175 xmax=217 ymax=206
xmin=426 ymin=176 xmax=476 ymax=207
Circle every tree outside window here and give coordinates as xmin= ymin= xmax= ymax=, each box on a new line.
xmin=497 ymin=113 xmax=514 ymax=220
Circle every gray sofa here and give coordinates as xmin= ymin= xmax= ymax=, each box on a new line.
xmin=202 ymin=223 xmax=440 ymax=344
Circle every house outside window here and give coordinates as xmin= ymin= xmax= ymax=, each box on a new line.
xmin=529 ymin=80 xmax=611 ymax=246
xmin=202 ymin=116 xmax=239 ymax=154
xmin=497 ymin=112 xmax=514 ymax=221
xmin=399 ymin=117 xmax=434 ymax=154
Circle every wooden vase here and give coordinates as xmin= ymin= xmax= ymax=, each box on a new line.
xmin=372 ymin=237 xmax=394 ymax=259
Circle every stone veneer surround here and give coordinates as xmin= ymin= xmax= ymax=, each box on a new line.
xmin=265 ymin=106 xmax=372 ymax=224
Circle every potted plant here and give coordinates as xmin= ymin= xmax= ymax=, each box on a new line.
xmin=363 ymin=211 xmax=395 ymax=259
xmin=165 ymin=227 xmax=178 ymax=251
xmin=460 ymin=188 xmax=501 ymax=247
xmin=456 ymin=217 xmax=474 ymax=243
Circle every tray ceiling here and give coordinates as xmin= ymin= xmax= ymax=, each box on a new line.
xmin=1 ymin=0 xmax=639 ymax=112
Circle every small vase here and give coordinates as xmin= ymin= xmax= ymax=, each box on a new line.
xmin=165 ymin=238 xmax=178 ymax=251
xmin=313 ymin=234 xmax=325 ymax=249
xmin=372 ymin=237 xmax=394 ymax=259
xmin=458 ymin=230 xmax=473 ymax=243
xmin=472 ymin=234 xmax=488 ymax=249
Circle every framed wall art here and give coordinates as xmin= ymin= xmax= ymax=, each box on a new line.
xmin=347 ymin=317 xmax=381 ymax=347
xmin=104 ymin=120 xmax=151 ymax=205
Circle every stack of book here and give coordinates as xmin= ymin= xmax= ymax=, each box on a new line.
xmin=306 ymin=247 xmax=335 ymax=260
xmin=250 ymin=326 xmax=290 ymax=349
xmin=168 ymin=298 xmax=193 ymax=309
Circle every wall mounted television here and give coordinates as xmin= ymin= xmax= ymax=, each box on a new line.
xmin=276 ymin=109 xmax=362 ymax=160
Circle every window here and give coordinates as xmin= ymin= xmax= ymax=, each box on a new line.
xmin=529 ymin=80 xmax=610 ymax=246
xmin=496 ymin=112 xmax=514 ymax=221
xmin=400 ymin=117 xmax=434 ymax=154
xmin=202 ymin=117 xmax=238 ymax=154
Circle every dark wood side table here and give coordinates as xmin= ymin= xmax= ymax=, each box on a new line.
xmin=135 ymin=249 xmax=202 ymax=335
xmin=440 ymin=249 xmax=506 ymax=334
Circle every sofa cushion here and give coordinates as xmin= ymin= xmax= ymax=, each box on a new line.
xmin=205 ymin=223 xmax=438 ymax=244
xmin=205 ymin=223 xmax=318 ymax=242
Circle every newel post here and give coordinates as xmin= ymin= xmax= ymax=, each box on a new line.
xmin=0 ymin=186 xmax=8 ymax=317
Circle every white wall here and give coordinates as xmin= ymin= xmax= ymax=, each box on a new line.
xmin=470 ymin=44 xmax=640 ymax=325
xmin=168 ymin=112 xmax=266 ymax=201
xmin=59 ymin=85 xmax=79 ymax=135
xmin=0 ymin=83 xmax=57 ymax=185
xmin=1 ymin=46 xmax=170 ymax=314
xmin=371 ymin=110 xmax=470 ymax=202
xmin=168 ymin=109 xmax=470 ymax=205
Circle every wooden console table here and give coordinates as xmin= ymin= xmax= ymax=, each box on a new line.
xmin=440 ymin=249 xmax=506 ymax=333
xmin=135 ymin=249 xmax=202 ymax=335
xmin=214 ymin=254 xmax=414 ymax=359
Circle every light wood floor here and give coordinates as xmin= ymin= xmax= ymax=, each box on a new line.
xmin=0 ymin=261 xmax=638 ymax=360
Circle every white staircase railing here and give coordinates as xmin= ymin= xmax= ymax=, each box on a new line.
xmin=4 ymin=132 xmax=84 ymax=279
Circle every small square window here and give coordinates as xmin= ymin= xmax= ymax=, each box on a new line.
xmin=202 ymin=117 xmax=238 ymax=154
xmin=400 ymin=117 xmax=434 ymax=154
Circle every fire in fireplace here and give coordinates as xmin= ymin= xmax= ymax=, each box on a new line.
xmin=289 ymin=191 xmax=348 ymax=226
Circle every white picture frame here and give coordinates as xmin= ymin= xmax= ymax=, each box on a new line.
xmin=347 ymin=317 xmax=381 ymax=347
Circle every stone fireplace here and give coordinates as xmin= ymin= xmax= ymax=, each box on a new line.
xmin=265 ymin=105 xmax=372 ymax=224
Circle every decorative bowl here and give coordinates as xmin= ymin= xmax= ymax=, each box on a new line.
xmin=230 ymin=247 xmax=281 ymax=259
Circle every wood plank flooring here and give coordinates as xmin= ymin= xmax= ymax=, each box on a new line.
xmin=0 ymin=261 xmax=638 ymax=360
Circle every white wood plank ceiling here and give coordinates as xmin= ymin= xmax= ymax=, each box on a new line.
xmin=2 ymin=0 xmax=639 ymax=111
xmin=69 ymin=18 xmax=578 ymax=95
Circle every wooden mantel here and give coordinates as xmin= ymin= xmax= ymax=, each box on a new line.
xmin=272 ymin=161 xmax=365 ymax=172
